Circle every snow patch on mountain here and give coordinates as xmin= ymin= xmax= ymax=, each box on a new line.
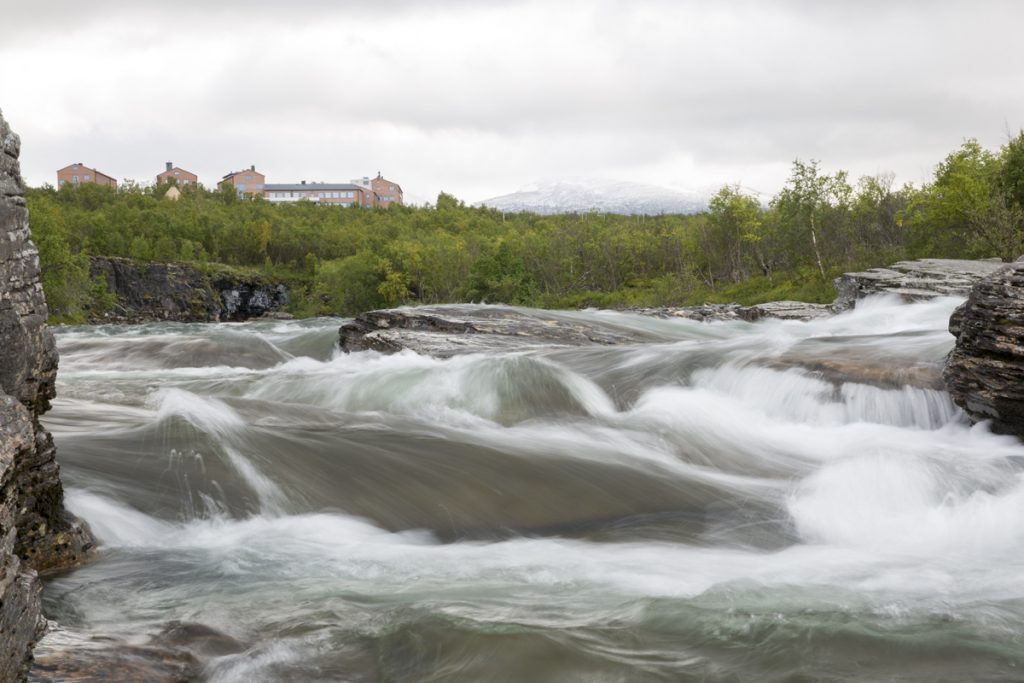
xmin=476 ymin=179 xmax=710 ymax=215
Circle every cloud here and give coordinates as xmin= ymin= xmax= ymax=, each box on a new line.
xmin=2 ymin=0 xmax=1022 ymax=202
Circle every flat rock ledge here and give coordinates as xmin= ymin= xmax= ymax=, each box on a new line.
xmin=338 ymin=259 xmax=1018 ymax=359
xmin=943 ymin=259 xmax=1024 ymax=437
xmin=631 ymin=300 xmax=834 ymax=322
xmin=339 ymin=306 xmax=667 ymax=357
xmin=628 ymin=259 xmax=1008 ymax=322
xmin=833 ymin=258 xmax=1007 ymax=310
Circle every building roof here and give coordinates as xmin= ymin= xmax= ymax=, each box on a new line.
xmin=57 ymin=162 xmax=115 ymax=180
xmin=264 ymin=183 xmax=367 ymax=192
xmin=160 ymin=167 xmax=196 ymax=176
xmin=221 ymin=168 xmax=262 ymax=180
xmin=374 ymin=173 xmax=402 ymax=191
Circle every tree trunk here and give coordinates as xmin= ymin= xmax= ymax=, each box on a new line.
xmin=810 ymin=212 xmax=826 ymax=278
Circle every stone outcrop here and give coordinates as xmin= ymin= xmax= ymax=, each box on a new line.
xmin=338 ymin=259 xmax=1018 ymax=364
xmin=89 ymin=256 xmax=289 ymax=323
xmin=633 ymin=300 xmax=832 ymax=323
xmin=833 ymin=258 xmax=1006 ymax=310
xmin=339 ymin=306 xmax=670 ymax=356
xmin=337 ymin=299 xmax=839 ymax=356
xmin=1 ymin=109 xmax=94 ymax=681
xmin=943 ymin=259 xmax=1024 ymax=437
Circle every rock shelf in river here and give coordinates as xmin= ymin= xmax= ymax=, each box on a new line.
xmin=339 ymin=306 xmax=668 ymax=356
xmin=338 ymin=258 xmax=1012 ymax=359
xmin=833 ymin=258 xmax=1007 ymax=310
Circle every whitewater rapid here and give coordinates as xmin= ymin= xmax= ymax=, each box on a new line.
xmin=40 ymin=296 xmax=1024 ymax=682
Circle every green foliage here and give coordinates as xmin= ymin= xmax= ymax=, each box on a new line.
xmin=904 ymin=138 xmax=1023 ymax=259
xmin=999 ymin=131 xmax=1024 ymax=209
xmin=313 ymin=252 xmax=387 ymax=315
xmin=693 ymin=268 xmax=839 ymax=306
xmin=25 ymin=135 xmax=1024 ymax=320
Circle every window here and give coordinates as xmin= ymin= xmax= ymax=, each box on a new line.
xmin=237 ymin=183 xmax=247 ymax=191
xmin=84 ymin=174 xmax=90 ymax=181
xmin=245 ymin=175 xmax=253 ymax=182
xmin=255 ymin=184 xmax=263 ymax=189
xmin=72 ymin=175 xmax=79 ymax=183
xmin=390 ymin=185 xmax=395 ymax=191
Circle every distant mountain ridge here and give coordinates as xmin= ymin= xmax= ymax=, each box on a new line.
xmin=476 ymin=179 xmax=709 ymax=216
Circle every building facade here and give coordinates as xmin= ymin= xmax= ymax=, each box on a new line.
xmin=219 ymin=166 xmax=265 ymax=197
xmin=157 ymin=162 xmax=198 ymax=187
xmin=371 ymin=173 xmax=403 ymax=206
xmin=56 ymin=163 xmax=117 ymax=188
xmin=263 ymin=182 xmax=376 ymax=207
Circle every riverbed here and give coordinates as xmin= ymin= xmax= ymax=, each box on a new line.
xmin=39 ymin=296 xmax=1024 ymax=682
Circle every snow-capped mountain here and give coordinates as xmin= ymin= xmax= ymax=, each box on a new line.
xmin=476 ymin=179 xmax=709 ymax=216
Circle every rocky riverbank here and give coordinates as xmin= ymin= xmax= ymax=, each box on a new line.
xmin=338 ymin=258 xmax=1010 ymax=358
xmin=944 ymin=259 xmax=1024 ymax=438
xmin=89 ymin=256 xmax=290 ymax=323
xmin=633 ymin=258 xmax=1008 ymax=323
xmin=833 ymin=258 xmax=1007 ymax=309
xmin=1 ymin=110 xmax=94 ymax=681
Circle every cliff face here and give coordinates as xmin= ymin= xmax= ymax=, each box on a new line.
xmin=0 ymin=110 xmax=93 ymax=681
xmin=944 ymin=260 xmax=1024 ymax=437
xmin=89 ymin=256 xmax=289 ymax=323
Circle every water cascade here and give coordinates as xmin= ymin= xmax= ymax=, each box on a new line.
xmin=42 ymin=296 xmax=1024 ymax=681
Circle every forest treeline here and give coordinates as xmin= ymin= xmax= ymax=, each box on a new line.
xmin=28 ymin=134 xmax=1024 ymax=322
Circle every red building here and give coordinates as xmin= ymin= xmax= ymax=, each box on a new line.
xmin=371 ymin=173 xmax=403 ymax=206
xmin=157 ymin=162 xmax=198 ymax=187
xmin=219 ymin=166 xmax=265 ymax=197
xmin=56 ymin=163 xmax=116 ymax=188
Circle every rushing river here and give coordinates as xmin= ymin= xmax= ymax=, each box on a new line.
xmin=40 ymin=296 xmax=1024 ymax=682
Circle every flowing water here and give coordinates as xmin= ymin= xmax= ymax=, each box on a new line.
xmin=41 ymin=296 xmax=1024 ymax=682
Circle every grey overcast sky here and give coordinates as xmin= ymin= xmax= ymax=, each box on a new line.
xmin=2 ymin=0 xmax=1021 ymax=204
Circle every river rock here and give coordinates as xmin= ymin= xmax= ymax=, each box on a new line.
xmin=29 ymin=626 xmax=200 ymax=683
xmin=0 ymin=108 xmax=94 ymax=682
xmin=736 ymin=300 xmax=833 ymax=322
xmin=631 ymin=303 xmax=744 ymax=322
xmin=631 ymin=301 xmax=832 ymax=322
xmin=833 ymin=258 xmax=1006 ymax=311
xmin=339 ymin=305 xmax=669 ymax=356
xmin=943 ymin=260 xmax=1024 ymax=437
